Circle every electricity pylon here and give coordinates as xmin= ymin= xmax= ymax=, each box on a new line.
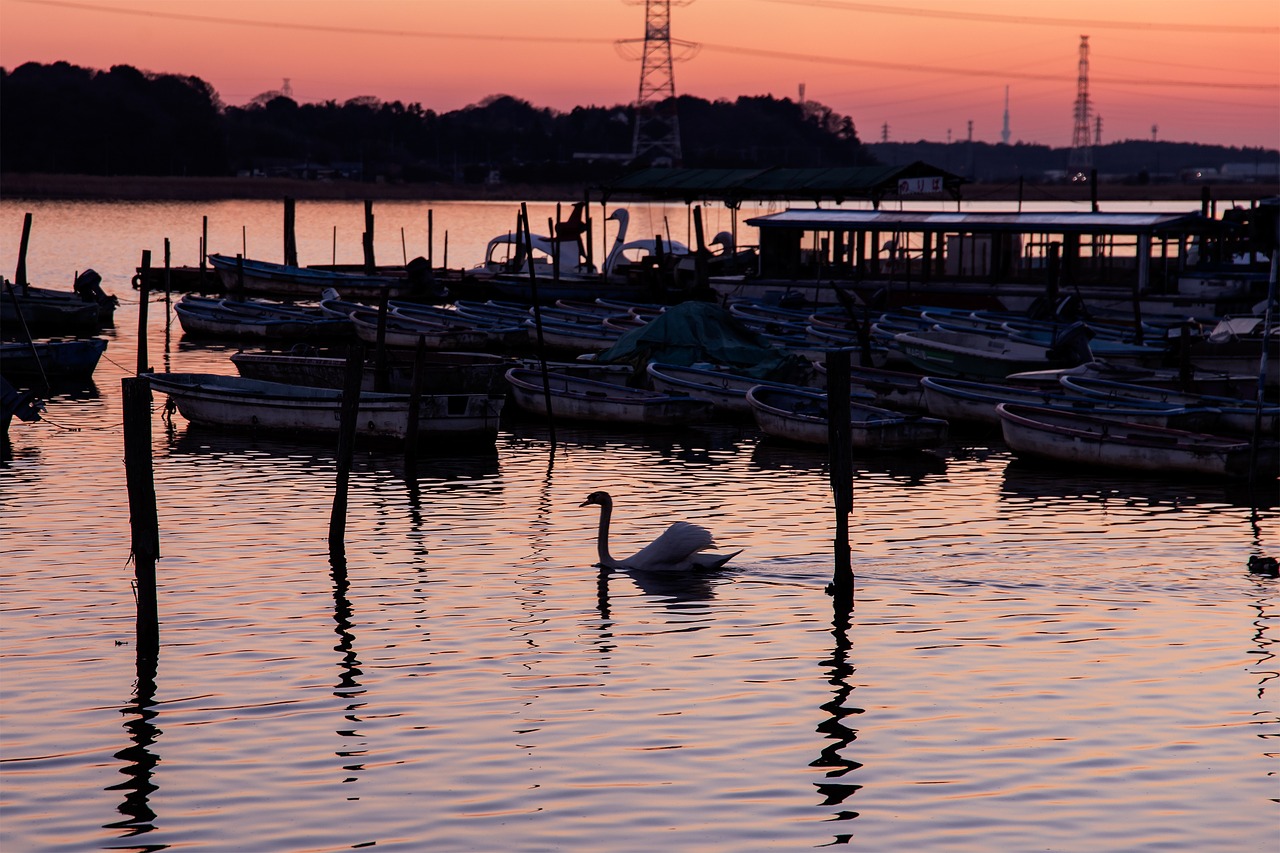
xmin=617 ymin=1 xmax=699 ymax=166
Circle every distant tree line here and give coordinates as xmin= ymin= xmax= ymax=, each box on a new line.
xmin=2 ymin=61 xmax=1274 ymax=187
xmin=0 ymin=61 xmax=873 ymax=184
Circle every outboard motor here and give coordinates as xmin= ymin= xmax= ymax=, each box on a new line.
xmin=1046 ymin=321 xmax=1095 ymax=366
xmin=74 ymin=268 xmax=116 ymax=307
xmin=405 ymin=256 xmax=449 ymax=303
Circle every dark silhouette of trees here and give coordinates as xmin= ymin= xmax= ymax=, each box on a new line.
xmin=1 ymin=62 xmax=874 ymax=183
xmin=1 ymin=61 xmax=225 ymax=176
xmin=2 ymin=61 xmax=1273 ymax=188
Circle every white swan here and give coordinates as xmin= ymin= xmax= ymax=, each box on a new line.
xmin=580 ymin=490 xmax=741 ymax=572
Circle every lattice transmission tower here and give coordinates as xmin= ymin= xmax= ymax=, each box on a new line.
xmin=1067 ymin=35 xmax=1093 ymax=180
xmin=617 ymin=1 xmax=699 ymax=166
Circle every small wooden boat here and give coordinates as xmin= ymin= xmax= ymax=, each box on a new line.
xmin=174 ymin=296 xmax=350 ymax=341
xmin=895 ymin=325 xmax=1092 ymax=379
xmin=645 ymin=361 xmax=845 ymax=417
xmin=2 ymin=276 xmax=116 ymax=334
xmin=145 ymin=372 xmax=505 ymax=442
xmin=0 ymin=338 xmax=107 ymax=380
xmin=996 ymin=402 xmax=1277 ymax=480
xmin=812 ymin=363 xmax=930 ymax=412
xmin=505 ymin=367 xmax=712 ymax=426
xmin=230 ymin=349 xmax=511 ymax=394
xmin=391 ymin=302 xmax=527 ymax=349
xmin=208 ymin=253 xmax=437 ymax=301
xmin=1058 ymin=374 xmax=1279 ymax=437
xmin=920 ymin=375 xmax=1219 ymax=430
xmin=349 ymin=307 xmax=493 ymax=351
xmin=746 ymin=384 xmax=949 ymax=450
xmin=523 ymin=318 xmax=623 ymax=353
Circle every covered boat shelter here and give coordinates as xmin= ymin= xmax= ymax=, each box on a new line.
xmin=742 ymin=207 xmax=1239 ymax=311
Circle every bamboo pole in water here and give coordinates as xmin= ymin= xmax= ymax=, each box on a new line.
xmin=521 ymin=203 xmax=556 ymax=449
xmin=136 ymin=251 xmax=151 ymax=375
xmin=329 ymin=346 xmax=364 ymax=563
xmin=825 ymin=349 xmax=854 ymax=599
xmin=14 ymin=211 xmax=32 ymax=287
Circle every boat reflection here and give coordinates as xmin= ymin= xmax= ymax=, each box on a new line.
xmin=749 ymin=437 xmax=947 ymax=485
xmin=503 ymin=421 xmax=755 ymax=464
xmin=999 ymin=458 xmax=1279 ymax=510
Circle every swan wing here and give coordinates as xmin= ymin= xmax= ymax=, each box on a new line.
xmin=623 ymin=521 xmax=715 ymax=572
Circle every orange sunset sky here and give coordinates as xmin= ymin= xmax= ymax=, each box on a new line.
xmin=2 ymin=0 xmax=1277 ymax=150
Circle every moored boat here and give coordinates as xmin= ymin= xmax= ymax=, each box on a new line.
xmin=504 ymin=366 xmax=712 ymax=426
xmin=208 ymin=253 xmax=444 ymax=301
xmin=996 ymin=402 xmax=1276 ymax=480
xmin=645 ymin=361 xmax=842 ymax=417
xmin=230 ymin=349 xmax=511 ymax=394
xmin=745 ymin=384 xmax=949 ymax=450
xmin=1058 ymin=374 xmax=1279 ymax=436
xmin=145 ymin=372 xmax=505 ymax=442
xmin=895 ymin=325 xmax=1093 ymax=379
xmin=920 ymin=375 xmax=1221 ymax=430
xmin=0 ymin=337 xmax=108 ymax=380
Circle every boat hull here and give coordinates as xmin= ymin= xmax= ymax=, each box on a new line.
xmin=145 ymin=373 xmax=504 ymax=442
xmin=746 ymin=385 xmax=948 ymax=450
xmin=0 ymin=338 xmax=107 ymax=379
xmin=997 ymin=403 xmax=1275 ymax=480
xmin=505 ymin=367 xmax=712 ymax=426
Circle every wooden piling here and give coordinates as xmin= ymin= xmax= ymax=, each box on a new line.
xmin=122 ymin=376 xmax=160 ymax=656
xmin=692 ymin=206 xmax=710 ymax=295
xmin=374 ymin=293 xmax=390 ymax=392
xmin=200 ymin=215 xmax=209 ymax=289
xmin=137 ymin=251 xmax=151 ymax=375
xmin=329 ymin=346 xmax=364 ymax=560
xmin=15 ymin=212 xmax=32 ymax=287
xmin=363 ymin=200 xmax=376 ymax=273
xmin=521 ymin=203 xmax=556 ymax=448
xmin=404 ymin=336 xmax=427 ymax=464
xmin=283 ymin=196 xmax=298 ymax=267
xmin=825 ymin=349 xmax=854 ymax=598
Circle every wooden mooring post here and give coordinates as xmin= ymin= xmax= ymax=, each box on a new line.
xmin=825 ymin=349 xmax=854 ymax=601
xmin=521 ymin=203 xmax=557 ymax=449
xmin=137 ymin=251 xmax=151 ymax=375
xmin=328 ymin=346 xmax=364 ymax=564
xmin=283 ymin=196 xmax=298 ymax=267
xmin=122 ymin=375 xmax=160 ymax=656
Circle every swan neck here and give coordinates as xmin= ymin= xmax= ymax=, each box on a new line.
xmin=596 ymin=501 xmax=617 ymax=566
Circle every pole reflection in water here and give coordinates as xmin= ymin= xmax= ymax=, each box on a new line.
xmin=105 ymin=649 xmax=163 ymax=847
xmin=813 ymin=594 xmax=864 ymax=844
xmin=328 ymin=554 xmax=367 ymax=788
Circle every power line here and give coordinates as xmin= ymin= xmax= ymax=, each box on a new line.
xmin=760 ymin=0 xmax=1279 ymax=35
xmin=14 ymin=0 xmax=617 ymax=44
xmin=696 ymin=41 xmax=1278 ymax=91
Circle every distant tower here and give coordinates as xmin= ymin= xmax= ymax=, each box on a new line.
xmin=1094 ymin=114 xmax=1103 ymax=146
xmin=881 ymin=122 xmax=889 ymax=143
xmin=798 ymin=82 xmax=806 ymax=103
xmin=282 ymin=78 xmax=293 ymax=100
xmin=1067 ymin=35 xmax=1093 ymax=178
xmin=619 ymin=1 xmax=696 ymax=166
xmin=1151 ymin=124 xmax=1158 ymax=143
xmin=1000 ymin=86 xmax=1011 ymax=145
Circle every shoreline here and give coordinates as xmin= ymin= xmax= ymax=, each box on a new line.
xmin=2 ymin=172 xmax=1276 ymax=204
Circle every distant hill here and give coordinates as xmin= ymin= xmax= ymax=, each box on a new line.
xmin=869 ymin=141 xmax=1279 ymax=186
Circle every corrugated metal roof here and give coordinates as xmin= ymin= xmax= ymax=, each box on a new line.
xmin=744 ymin=208 xmax=1217 ymax=234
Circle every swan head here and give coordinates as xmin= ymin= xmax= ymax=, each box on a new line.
xmin=580 ymin=490 xmax=613 ymax=508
